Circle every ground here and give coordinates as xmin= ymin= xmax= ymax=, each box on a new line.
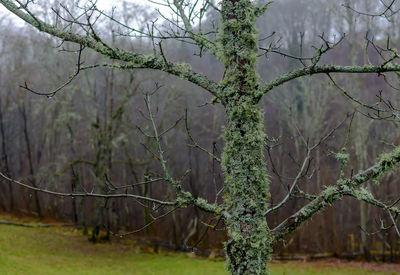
xmin=0 ymin=214 xmax=398 ymax=274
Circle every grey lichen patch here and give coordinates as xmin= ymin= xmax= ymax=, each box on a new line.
xmin=334 ymin=147 xmax=350 ymax=179
xmin=352 ymin=187 xmax=374 ymax=202
xmin=335 ymin=151 xmax=350 ymax=165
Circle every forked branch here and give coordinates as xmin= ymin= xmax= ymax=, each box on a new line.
xmin=0 ymin=0 xmax=220 ymax=98
xmin=272 ymin=146 xmax=400 ymax=242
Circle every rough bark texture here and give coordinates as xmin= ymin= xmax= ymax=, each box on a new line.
xmin=219 ymin=1 xmax=270 ymax=274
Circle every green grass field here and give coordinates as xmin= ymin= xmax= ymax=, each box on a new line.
xmin=0 ymin=216 xmax=398 ymax=274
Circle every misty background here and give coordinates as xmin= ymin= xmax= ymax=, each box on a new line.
xmin=0 ymin=0 xmax=400 ymax=261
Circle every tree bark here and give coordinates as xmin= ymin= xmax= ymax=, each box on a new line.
xmin=220 ymin=1 xmax=271 ymax=274
xmin=20 ymin=103 xmax=42 ymax=218
xmin=0 ymin=99 xmax=13 ymax=211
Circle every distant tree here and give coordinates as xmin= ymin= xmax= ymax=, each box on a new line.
xmin=2 ymin=0 xmax=400 ymax=274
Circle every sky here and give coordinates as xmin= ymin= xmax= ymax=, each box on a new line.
xmin=0 ymin=0 xmax=177 ymax=25
xmin=97 ymin=0 xmax=172 ymax=14
xmin=96 ymin=0 xmax=178 ymax=23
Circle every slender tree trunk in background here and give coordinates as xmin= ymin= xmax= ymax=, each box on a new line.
xmin=0 ymin=100 xmax=13 ymax=211
xmin=220 ymin=1 xmax=270 ymax=273
xmin=70 ymin=167 xmax=79 ymax=224
xmin=66 ymin=122 xmax=79 ymax=224
xmin=360 ymin=200 xmax=371 ymax=259
xmin=20 ymin=104 xmax=42 ymax=218
xmin=90 ymin=104 xmax=108 ymax=241
xmin=343 ymin=0 xmax=372 ymax=259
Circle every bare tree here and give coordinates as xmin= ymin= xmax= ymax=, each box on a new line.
xmin=2 ymin=0 xmax=400 ymax=274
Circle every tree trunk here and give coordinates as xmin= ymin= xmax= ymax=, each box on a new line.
xmin=220 ymin=1 xmax=271 ymax=274
xmin=20 ymin=103 xmax=42 ymax=218
xmin=0 ymin=100 xmax=13 ymax=211
xmin=223 ymin=104 xmax=270 ymax=274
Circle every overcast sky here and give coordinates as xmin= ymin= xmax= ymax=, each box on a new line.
xmin=0 ymin=0 xmax=176 ymax=25
xmin=97 ymin=0 xmax=172 ymax=14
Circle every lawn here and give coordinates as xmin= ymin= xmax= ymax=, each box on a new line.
xmin=0 ymin=215 xmax=398 ymax=275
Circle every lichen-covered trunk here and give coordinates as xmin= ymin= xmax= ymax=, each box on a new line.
xmin=219 ymin=1 xmax=271 ymax=274
xmin=223 ymin=103 xmax=271 ymax=275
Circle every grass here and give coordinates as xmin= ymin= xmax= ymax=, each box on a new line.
xmin=0 ymin=215 xmax=398 ymax=274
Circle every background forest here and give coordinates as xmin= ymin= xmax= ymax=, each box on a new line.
xmin=1 ymin=0 xmax=400 ymax=261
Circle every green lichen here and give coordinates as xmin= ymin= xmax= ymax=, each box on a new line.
xmin=335 ymin=151 xmax=350 ymax=164
xmin=353 ymin=174 xmax=366 ymax=183
xmin=333 ymin=147 xmax=349 ymax=180
xmin=353 ymin=187 xmax=374 ymax=201
xmin=368 ymin=147 xmax=400 ymax=185
xmin=218 ymin=1 xmax=272 ymax=274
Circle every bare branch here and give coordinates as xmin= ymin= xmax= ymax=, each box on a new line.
xmin=0 ymin=0 xmax=220 ymax=98
xmin=266 ymin=115 xmax=348 ymax=215
xmin=172 ymin=0 xmax=218 ymax=55
xmin=343 ymin=0 xmax=400 ymax=20
xmin=0 ymin=172 xmax=176 ymax=206
xmin=263 ymin=64 xmax=400 ymax=95
xmin=20 ymin=44 xmax=84 ymax=98
xmin=346 ymin=187 xmax=400 ymax=237
xmin=142 ymin=92 xmax=220 ymax=215
xmin=185 ymin=109 xmax=221 ymax=163
xmin=105 ymin=205 xmax=180 ymax=236
xmin=272 ymin=146 xmax=400 ymax=242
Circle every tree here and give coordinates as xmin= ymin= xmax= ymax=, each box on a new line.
xmin=1 ymin=0 xmax=400 ymax=274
